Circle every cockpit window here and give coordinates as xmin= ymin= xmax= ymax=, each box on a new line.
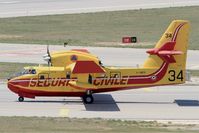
xmin=22 ymin=69 xmax=36 ymax=75
xmin=15 ymin=69 xmax=36 ymax=77
xmin=39 ymin=75 xmax=45 ymax=80
xmin=9 ymin=68 xmax=37 ymax=79
xmin=31 ymin=69 xmax=36 ymax=74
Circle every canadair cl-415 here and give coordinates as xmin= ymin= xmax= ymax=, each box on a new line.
xmin=7 ymin=20 xmax=190 ymax=104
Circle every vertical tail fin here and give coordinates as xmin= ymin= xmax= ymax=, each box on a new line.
xmin=143 ymin=20 xmax=190 ymax=68
xmin=143 ymin=20 xmax=190 ymax=84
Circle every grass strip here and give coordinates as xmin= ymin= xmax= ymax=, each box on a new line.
xmin=0 ymin=117 xmax=198 ymax=133
xmin=0 ymin=6 xmax=199 ymax=49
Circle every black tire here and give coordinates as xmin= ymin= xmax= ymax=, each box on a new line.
xmin=18 ymin=96 xmax=24 ymax=102
xmin=82 ymin=95 xmax=94 ymax=104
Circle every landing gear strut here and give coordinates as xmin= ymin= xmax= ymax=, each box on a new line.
xmin=18 ymin=96 xmax=24 ymax=102
xmin=82 ymin=90 xmax=94 ymax=104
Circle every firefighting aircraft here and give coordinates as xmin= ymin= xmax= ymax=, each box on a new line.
xmin=7 ymin=20 xmax=190 ymax=104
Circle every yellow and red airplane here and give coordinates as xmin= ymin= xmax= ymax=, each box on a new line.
xmin=7 ymin=20 xmax=190 ymax=104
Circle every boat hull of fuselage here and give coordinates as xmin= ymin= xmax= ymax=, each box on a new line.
xmin=7 ymin=82 xmax=86 ymax=98
xmin=7 ymin=81 xmax=179 ymax=99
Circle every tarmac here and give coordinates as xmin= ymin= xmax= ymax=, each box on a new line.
xmin=1 ymin=83 xmax=199 ymax=120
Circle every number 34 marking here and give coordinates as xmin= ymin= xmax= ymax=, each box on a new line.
xmin=168 ymin=70 xmax=183 ymax=81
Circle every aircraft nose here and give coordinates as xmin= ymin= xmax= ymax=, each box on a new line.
xmin=7 ymin=79 xmax=19 ymax=94
xmin=7 ymin=80 xmax=12 ymax=90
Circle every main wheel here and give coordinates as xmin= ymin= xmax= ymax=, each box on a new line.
xmin=18 ymin=96 xmax=24 ymax=102
xmin=82 ymin=95 xmax=94 ymax=104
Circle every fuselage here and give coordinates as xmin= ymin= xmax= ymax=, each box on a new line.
xmin=7 ymin=61 xmax=170 ymax=99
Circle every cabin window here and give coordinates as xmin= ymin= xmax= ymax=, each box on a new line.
xmin=40 ymin=75 xmax=45 ymax=80
xmin=38 ymin=73 xmax=49 ymax=81
xmin=88 ymin=74 xmax=92 ymax=84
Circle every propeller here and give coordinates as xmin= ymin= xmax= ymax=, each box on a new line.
xmin=43 ymin=45 xmax=51 ymax=66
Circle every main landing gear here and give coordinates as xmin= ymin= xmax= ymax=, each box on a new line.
xmin=82 ymin=95 xmax=94 ymax=104
xmin=18 ymin=96 xmax=24 ymax=102
xmin=82 ymin=90 xmax=94 ymax=104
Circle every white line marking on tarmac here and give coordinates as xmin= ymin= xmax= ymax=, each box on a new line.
xmin=59 ymin=108 xmax=69 ymax=117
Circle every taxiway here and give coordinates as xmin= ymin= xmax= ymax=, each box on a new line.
xmin=1 ymin=83 xmax=199 ymax=120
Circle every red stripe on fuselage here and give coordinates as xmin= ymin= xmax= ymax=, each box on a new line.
xmin=127 ymin=62 xmax=168 ymax=84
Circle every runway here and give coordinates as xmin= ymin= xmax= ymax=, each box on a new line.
xmin=0 ymin=0 xmax=199 ymax=18
xmin=1 ymin=83 xmax=199 ymax=120
xmin=0 ymin=43 xmax=199 ymax=70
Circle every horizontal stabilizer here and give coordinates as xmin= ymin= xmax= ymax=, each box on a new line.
xmin=158 ymin=50 xmax=183 ymax=55
xmin=146 ymin=41 xmax=183 ymax=63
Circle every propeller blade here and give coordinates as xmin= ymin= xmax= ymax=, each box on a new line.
xmin=47 ymin=44 xmax=50 ymax=56
xmin=46 ymin=44 xmax=51 ymax=66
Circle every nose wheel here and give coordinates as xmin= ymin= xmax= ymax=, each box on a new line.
xmin=18 ymin=96 xmax=24 ymax=102
xmin=82 ymin=95 xmax=94 ymax=104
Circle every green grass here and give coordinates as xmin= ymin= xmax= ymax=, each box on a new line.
xmin=0 ymin=117 xmax=198 ymax=133
xmin=0 ymin=62 xmax=38 ymax=80
xmin=0 ymin=6 xmax=199 ymax=49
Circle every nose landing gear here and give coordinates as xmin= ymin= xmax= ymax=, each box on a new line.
xmin=18 ymin=96 xmax=24 ymax=102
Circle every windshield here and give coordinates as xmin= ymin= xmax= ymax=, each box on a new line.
xmin=21 ymin=69 xmax=36 ymax=75
xmin=10 ymin=69 xmax=36 ymax=79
